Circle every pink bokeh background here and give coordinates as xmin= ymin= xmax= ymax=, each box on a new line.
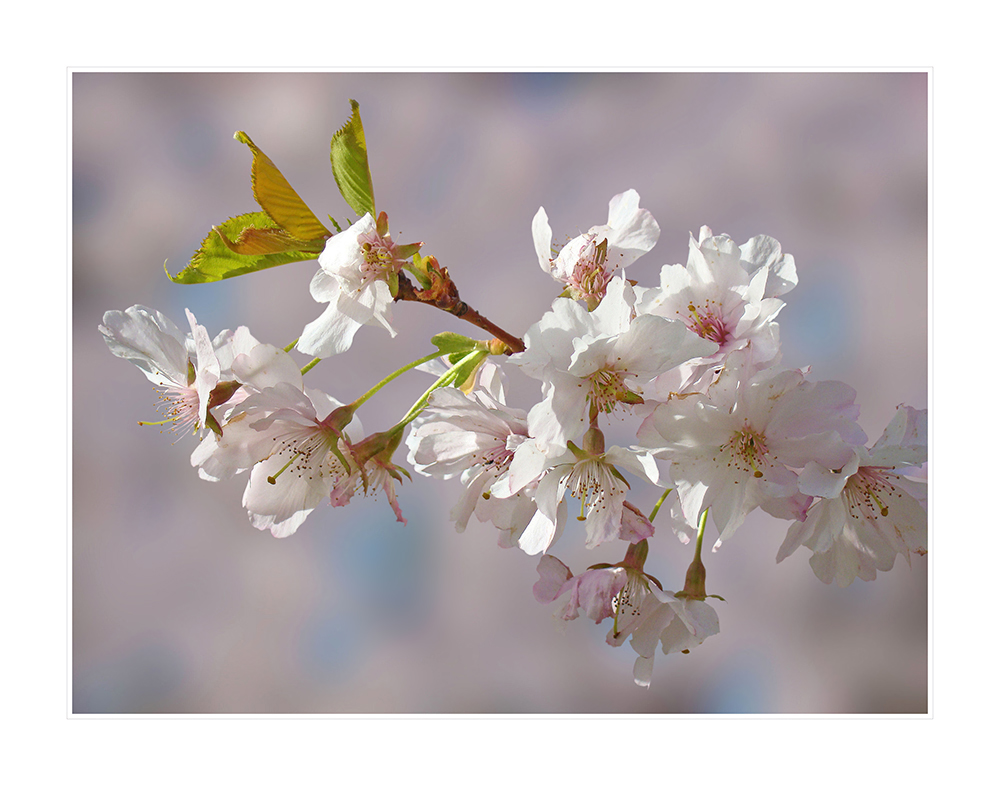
xmin=72 ymin=72 xmax=927 ymax=713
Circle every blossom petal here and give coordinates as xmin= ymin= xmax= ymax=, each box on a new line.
xmin=242 ymin=457 xmax=331 ymax=537
xmin=232 ymin=343 xmax=305 ymax=392
xmin=868 ymin=405 xmax=928 ymax=468
xmin=297 ymin=299 xmax=364 ymax=357
xmin=533 ymin=554 xmax=572 ymax=603
xmin=100 ymin=305 xmax=189 ymax=387
xmin=632 ymin=654 xmax=655 ymax=688
xmin=308 ymin=268 xmax=341 ymax=303
xmin=739 ymin=234 xmax=797 ymax=298
xmin=518 ymin=505 xmax=563 ymax=555
xmin=532 ymin=206 xmax=554 ymax=272
xmin=316 ymin=214 xmax=372 ymax=278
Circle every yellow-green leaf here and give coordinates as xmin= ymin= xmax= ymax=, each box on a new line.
xmin=167 ymin=212 xmax=323 ymax=284
xmin=330 ymin=100 xmax=376 ymax=219
xmin=234 ymin=131 xmax=331 ymax=242
xmin=215 ymin=225 xmax=312 ymax=256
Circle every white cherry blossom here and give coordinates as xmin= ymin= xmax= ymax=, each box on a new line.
xmin=639 ymin=364 xmax=867 ymax=545
xmin=190 ymin=342 xmax=363 ymax=536
xmin=513 ymin=277 xmax=717 ymax=449
xmin=297 ymin=212 xmax=416 ymax=357
xmin=635 ymin=226 xmax=792 ymax=394
xmin=532 ymin=189 xmax=659 ymax=308
xmin=500 ymin=426 xmax=661 ymax=553
xmin=100 ymin=305 xmax=258 ymax=438
xmin=237 ymin=384 xmax=357 ymax=537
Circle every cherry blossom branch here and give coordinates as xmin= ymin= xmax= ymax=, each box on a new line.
xmin=394 ymin=268 xmax=526 ymax=355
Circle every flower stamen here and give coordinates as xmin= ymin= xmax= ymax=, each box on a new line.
xmin=721 ymin=425 xmax=770 ymax=478
xmin=845 ymin=467 xmax=898 ymax=518
xmin=612 ymin=570 xmax=648 ymax=639
xmin=686 ymin=301 xmax=730 ymax=345
xmin=587 ymin=367 xmax=633 ymax=414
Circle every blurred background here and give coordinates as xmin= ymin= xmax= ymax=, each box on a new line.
xmin=73 ymin=72 xmax=927 ymax=714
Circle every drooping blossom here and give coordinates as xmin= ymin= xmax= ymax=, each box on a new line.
xmin=297 ymin=212 xmax=420 ymax=357
xmin=512 ymin=440 xmax=660 ymax=553
xmin=532 ymin=189 xmax=660 ymax=309
xmin=777 ymin=405 xmax=928 ymax=586
xmin=624 ymin=586 xmax=720 ymax=688
xmin=534 ymin=544 xmax=716 ymax=687
xmin=237 ymin=384 xmax=358 ymax=537
xmin=533 ymin=554 xmax=627 ymax=624
xmin=638 ymin=363 xmax=867 ymax=545
xmin=191 ymin=343 xmax=319 ymax=480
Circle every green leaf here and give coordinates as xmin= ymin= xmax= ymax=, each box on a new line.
xmin=450 ymin=351 xmax=487 ymax=392
xmin=432 ymin=332 xmax=479 ymax=354
xmin=330 ymin=100 xmax=376 ymax=219
xmin=234 ymin=131 xmax=331 ymax=242
xmin=167 ymin=212 xmax=323 ymax=284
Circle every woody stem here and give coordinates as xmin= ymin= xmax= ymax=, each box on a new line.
xmin=455 ymin=306 xmax=525 ymax=354
xmin=394 ymin=273 xmax=525 ymax=354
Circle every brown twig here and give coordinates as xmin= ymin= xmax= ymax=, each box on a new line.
xmin=394 ymin=269 xmax=526 ymax=354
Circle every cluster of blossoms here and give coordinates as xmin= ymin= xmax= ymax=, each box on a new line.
xmin=101 ymin=112 xmax=927 ymax=688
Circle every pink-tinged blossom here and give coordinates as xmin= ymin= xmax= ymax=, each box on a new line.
xmin=406 ymin=386 xmax=533 ymax=535
xmin=189 ymin=343 xmax=367 ymax=536
xmin=533 ymin=554 xmax=627 ymax=624
xmin=635 ymin=226 xmax=793 ymax=394
xmin=638 ymin=365 xmax=867 ymax=545
xmin=513 ymin=277 xmax=718 ymax=449
xmin=534 ymin=550 xmax=717 ymax=687
xmin=620 ymin=500 xmax=656 ymax=544
xmin=100 ymin=305 xmax=258 ymax=438
xmin=297 ymin=212 xmax=417 ymax=357
xmin=330 ymin=436 xmax=410 ymax=525
xmin=532 ymin=189 xmax=660 ymax=309
xmin=777 ymin=405 xmax=928 ymax=587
